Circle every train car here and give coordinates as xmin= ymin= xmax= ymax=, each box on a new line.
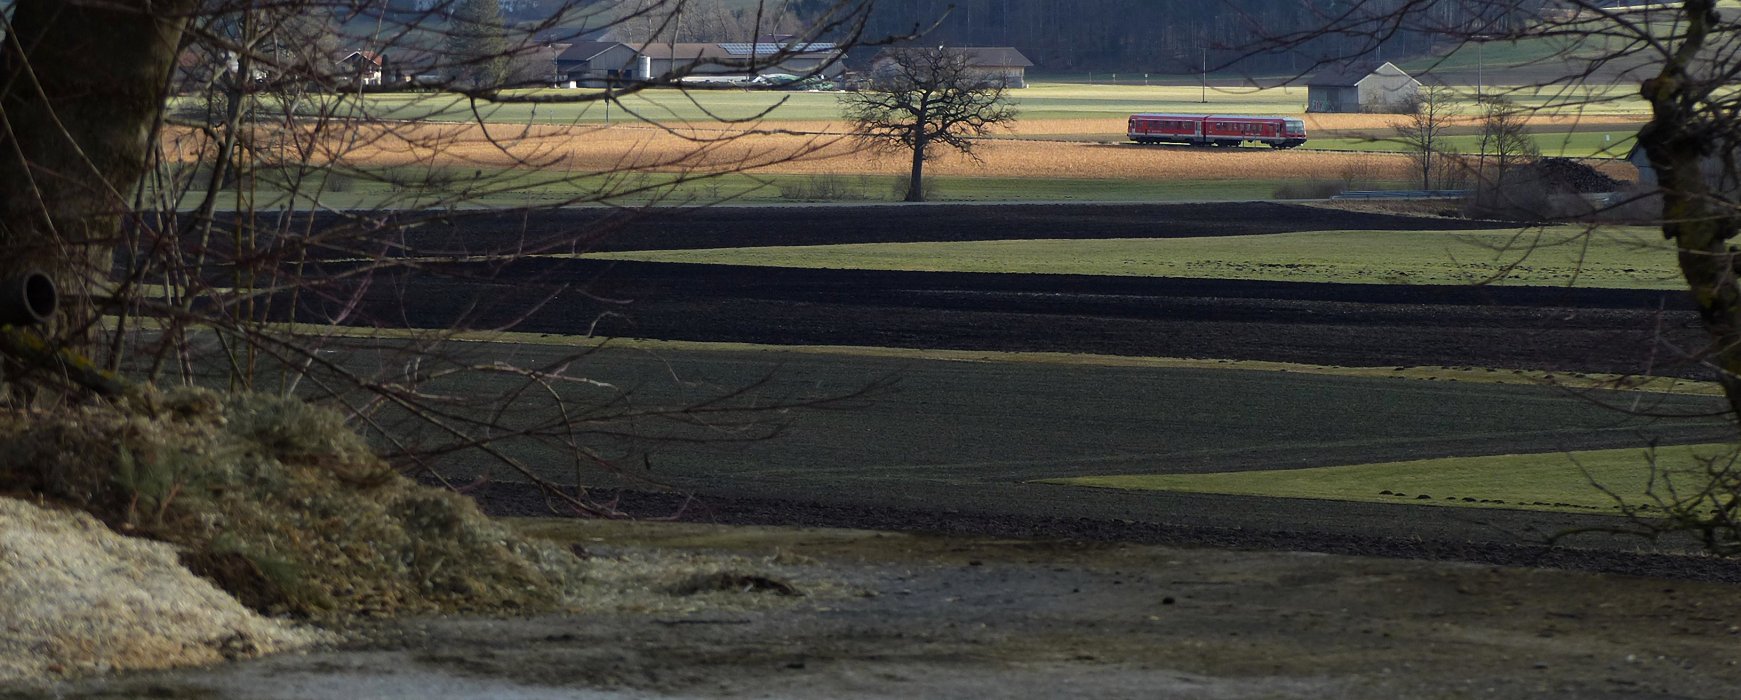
xmin=1127 ymin=113 xmax=1307 ymax=149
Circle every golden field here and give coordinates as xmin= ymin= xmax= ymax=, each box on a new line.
xmin=339 ymin=122 xmax=1425 ymax=180
xmin=165 ymin=117 xmax=1638 ymax=183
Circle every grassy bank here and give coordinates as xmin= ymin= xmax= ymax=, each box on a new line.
xmin=1048 ymin=442 xmax=1736 ymax=515
xmin=587 ymin=226 xmax=1682 ymax=289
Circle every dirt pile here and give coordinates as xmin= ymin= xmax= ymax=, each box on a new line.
xmin=0 ymin=387 xmax=836 ymax=687
xmin=1526 ymin=157 xmax=1625 ymax=192
xmin=0 ymin=497 xmax=325 ymax=683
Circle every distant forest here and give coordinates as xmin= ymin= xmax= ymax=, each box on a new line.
xmin=373 ymin=0 xmax=1548 ymax=76
xmin=856 ymin=0 xmax=1545 ymax=75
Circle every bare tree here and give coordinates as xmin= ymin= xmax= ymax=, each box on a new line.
xmin=1476 ymin=94 xmax=1539 ymax=188
xmin=1392 ymin=84 xmax=1460 ymax=190
xmin=842 ymin=47 xmax=1018 ymax=202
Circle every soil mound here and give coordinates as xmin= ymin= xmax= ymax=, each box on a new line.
xmin=1527 ymin=157 xmax=1624 ymax=192
xmin=0 ymin=387 xmax=829 ymax=685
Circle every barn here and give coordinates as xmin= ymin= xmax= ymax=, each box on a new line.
xmin=1306 ymin=61 xmax=1421 ymax=113
xmin=639 ymin=42 xmax=846 ymax=81
xmin=870 ymin=47 xmax=1034 ymax=88
xmin=556 ymin=42 xmax=646 ymax=85
xmin=556 ymin=41 xmax=846 ymax=86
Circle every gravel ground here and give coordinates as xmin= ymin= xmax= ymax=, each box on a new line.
xmin=23 ymin=520 xmax=1741 ymax=700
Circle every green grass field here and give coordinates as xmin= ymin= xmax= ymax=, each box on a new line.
xmin=1047 ymin=442 xmax=1737 ymax=515
xmin=1312 ymin=130 xmax=1637 ymax=159
xmin=586 ymin=226 xmax=1683 ymax=289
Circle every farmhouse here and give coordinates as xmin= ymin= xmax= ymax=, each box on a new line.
xmin=556 ymin=41 xmax=647 ymax=85
xmin=871 ymin=47 xmax=1034 ymax=88
xmin=556 ymin=41 xmax=846 ymax=85
xmin=1305 ymin=61 xmax=1421 ymax=113
xmin=337 ymin=50 xmax=386 ymax=86
xmin=1628 ymin=143 xmax=1739 ymax=194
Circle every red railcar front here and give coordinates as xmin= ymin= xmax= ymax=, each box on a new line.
xmin=1128 ymin=113 xmax=1306 ymax=149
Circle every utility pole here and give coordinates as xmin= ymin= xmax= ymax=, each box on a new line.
xmin=1200 ymin=47 xmax=1207 ymax=103
xmin=1477 ymin=38 xmax=1486 ymax=99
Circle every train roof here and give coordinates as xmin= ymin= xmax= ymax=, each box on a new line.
xmin=1130 ymin=113 xmax=1303 ymax=121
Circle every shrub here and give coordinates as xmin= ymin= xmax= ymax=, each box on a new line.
xmin=777 ymin=174 xmax=864 ymax=201
xmin=1590 ymin=184 xmax=1662 ymax=223
xmin=1272 ymin=180 xmax=1343 ymax=199
xmin=889 ymin=175 xmax=937 ymax=200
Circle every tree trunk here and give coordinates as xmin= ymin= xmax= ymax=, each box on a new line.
xmin=907 ymin=132 xmax=927 ymax=202
xmin=1639 ymin=1 xmax=1741 ymax=420
xmin=0 ymin=0 xmax=196 ymax=345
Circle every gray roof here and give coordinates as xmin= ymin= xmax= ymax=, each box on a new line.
xmin=1306 ymin=60 xmax=1405 ymax=87
xmin=878 ymin=46 xmax=1034 ymax=68
xmin=950 ymin=47 xmax=1033 ymax=68
xmin=557 ymin=41 xmax=627 ymax=62
xmin=717 ymin=42 xmax=837 ymax=57
xmin=635 ymin=42 xmax=841 ymax=60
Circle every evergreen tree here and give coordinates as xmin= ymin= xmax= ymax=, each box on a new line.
xmin=449 ymin=0 xmax=509 ymax=89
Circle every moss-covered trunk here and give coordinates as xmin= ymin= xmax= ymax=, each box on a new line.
xmin=1638 ymin=0 xmax=1741 ymax=421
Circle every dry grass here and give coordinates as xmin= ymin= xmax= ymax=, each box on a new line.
xmin=203 ymin=120 xmax=1418 ymax=181
xmin=0 ymin=387 xmax=584 ymax=620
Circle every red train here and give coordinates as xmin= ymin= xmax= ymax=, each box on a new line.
xmin=1127 ymin=113 xmax=1307 ymax=149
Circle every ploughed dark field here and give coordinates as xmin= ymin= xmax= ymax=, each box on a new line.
xmin=267 ymin=203 xmax=1706 ymax=378
xmin=227 ymin=203 xmax=1740 ymax=577
xmin=220 ymin=201 xmax=1509 ymax=259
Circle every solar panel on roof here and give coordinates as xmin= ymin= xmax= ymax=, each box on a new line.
xmin=718 ymin=42 xmax=836 ymax=56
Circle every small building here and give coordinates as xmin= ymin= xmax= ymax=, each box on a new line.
xmin=1305 ymin=61 xmax=1420 ymax=113
xmin=506 ymin=43 xmax=567 ymax=86
xmin=555 ymin=41 xmax=646 ymax=85
xmin=870 ymin=46 xmax=1034 ymax=88
xmin=1628 ymin=143 xmax=1739 ymax=194
xmin=337 ymin=50 xmax=385 ymax=86
xmin=639 ymin=42 xmax=846 ymax=81
xmin=951 ymin=47 xmax=1033 ymax=88
xmin=395 ymin=52 xmax=446 ymax=87
xmin=556 ymin=41 xmax=845 ymax=86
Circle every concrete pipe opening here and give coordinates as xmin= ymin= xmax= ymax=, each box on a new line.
xmin=0 ymin=272 xmax=57 ymax=327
